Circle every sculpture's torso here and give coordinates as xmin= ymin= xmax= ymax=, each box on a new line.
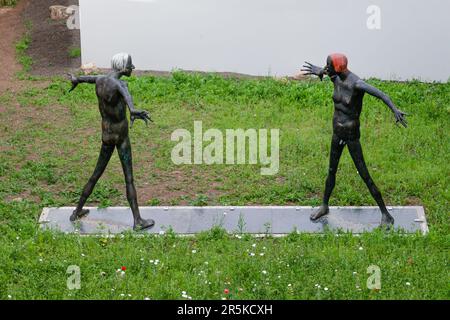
xmin=95 ymin=75 xmax=129 ymax=145
xmin=331 ymin=72 xmax=364 ymax=141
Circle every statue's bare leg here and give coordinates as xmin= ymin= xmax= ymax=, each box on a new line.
xmin=117 ymin=137 xmax=155 ymax=231
xmin=347 ymin=139 xmax=394 ymax=228
xmin=311 ymin=134 xmax=345 ymax=221
xmin=70 ymin=143 xmax=115 ymax=221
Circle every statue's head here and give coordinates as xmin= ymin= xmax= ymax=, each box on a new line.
xmin=326 ymin=53 xmax=348 ymax=76
xmin=111 ymin=53 xmax=135 ymax=76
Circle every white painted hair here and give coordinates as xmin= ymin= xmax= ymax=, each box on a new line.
xmin=111 ymin=52 xmax=130 ymax=72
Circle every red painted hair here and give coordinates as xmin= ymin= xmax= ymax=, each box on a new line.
xmin=329 ymin=53 xmax=348 ymax=73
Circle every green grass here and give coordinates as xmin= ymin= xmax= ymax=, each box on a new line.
xmin=68 ymin=48 xmax=81 ymax=59
xmin=0 ymin=72 xmax=449 ymax=299
xmin=0 ymin=0 xmax=17 ymax=7
xmin=15 ymin=20 xmax=33 ymax=78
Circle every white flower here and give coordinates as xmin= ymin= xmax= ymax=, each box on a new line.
xmin=324 ymin=287 xmax=329 ymax=291
xmin=144 ymin=297 xmax=151 ymax=300
xmin=120 ymin=271 xmax=125 ymax=277
xmin=192 ymin=250 xmax=197 ymax=254
xmin=250 ymin=252 xmax=255 ymax=257
xmin=39 ymin=258 xmax=43 ymax=262
xmin=7 ymin=295 xmax=12 ymax=299
xmin=406 ymin=282 xmax=411 ymax=286
xmin=252 ymin=243 xmax=257 ymax=248
xmin=262 ymin=270 xmax=267 ymax=275
xmin=222 ymin=297 xmax=227 ymax=300
xmin=120 ymin=294 xmax=125 ymax=297
xmin=159 ymin=230 xmax=165 ymax=235
xmin=235 ymin=234 xmax=242 ymax=239
xmin=287 ymin=284 xmax=292 ymax=287
xmin=81 ymin=253 xmax=85 ymax=257
xmin=259 ymin=253 xmax=265 ymax=256
xmin=182 ymin=291 xmax=186 ymax=295
xmin=353 ymin=271 xmax=357 ymax=275
xmin=358 ymin=246 xmax=363 ymax=251
xmin=128 ymin=294 xmax=132 ymax=297
xmin=204 ymin=261 xmax=209 ymax=265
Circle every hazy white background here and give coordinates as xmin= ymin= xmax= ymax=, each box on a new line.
xmin=79 ymin=0 xmax=450 ymax=82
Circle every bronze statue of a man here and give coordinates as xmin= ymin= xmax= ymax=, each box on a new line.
xmin=301 ymin=54 xmax=408 ymax=228
xmin=68 ymin=53 xmax=154 ymax=231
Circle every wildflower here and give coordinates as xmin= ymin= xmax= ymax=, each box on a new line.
xmin=121 ymin=266 xmax=127 ymax=271
xmin=224 ymin=289 xmax=230 ymax=295
xmin=8 ymin=295 xmax=12 ymax=299
xmin=288 ymin=284 xmax=292 ymax=287
xmin=144 ymin=297 xmax=151 ymax=300
xmin=406 ymin=282 xmax=411 ymax=286
xmin=159 ymin=230 xmax=165 ymax=235
xmin=192 ymin=249 xmax=197 ymax=254
xmin=358 ymin=246 xmax=363 ymax=251
xmin=81 ymin=253 xmax=85 ymax=257
xmin=252 ymin=243 xmax=257 ymax=248
xmin=324 ymin=287 xmax=329 ymax=291
xmin=262 ymin=270 xmax=267 ymax=275
xmin=250 ymin=252 xmax=255 ymax=257
xmin=259 ymin=253 xmax=265 ymax=256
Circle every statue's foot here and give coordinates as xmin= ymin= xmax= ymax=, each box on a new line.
xmin=310 ymin=205 xmax=329 ymax=221
xmin=70 ymin=209 xmax=89 ymax=222
xmin=134 ymin=218 xmax=155 ymax=231
xmin=380 ymin=212 xmax=395 ymax=230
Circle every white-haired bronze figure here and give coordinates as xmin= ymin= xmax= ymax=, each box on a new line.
xmin=68 ymin=53 xmax=154 ymax=230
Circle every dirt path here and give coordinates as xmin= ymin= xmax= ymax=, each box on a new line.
xmin=0 ymin=1 xmax=29 ymax=94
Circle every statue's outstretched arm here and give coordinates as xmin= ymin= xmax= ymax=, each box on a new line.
xmin=67 ymin=73 xmax=100 ymax=92
xmin=356 ymin=80 xmax=408 ymax=128
xmin=117 ymin=81 xmax=152 ymax=128
xmin=301 ymin=62 xmax=327 ymax=81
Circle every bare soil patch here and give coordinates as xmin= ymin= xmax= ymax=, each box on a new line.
xmin=22 ymin=0 xmax=80 ymax=76
xmin=0 ymin=1 xmax=27 ymax=94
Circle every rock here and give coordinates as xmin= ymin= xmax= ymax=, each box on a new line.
xmin=81 ymin=62 xmax=98 ymax=75
xmin=49 ymin=5 xmax=69 ymax=20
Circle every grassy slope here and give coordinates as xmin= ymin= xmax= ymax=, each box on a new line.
xmin=0 ymin=73 xmax=449 ymax=299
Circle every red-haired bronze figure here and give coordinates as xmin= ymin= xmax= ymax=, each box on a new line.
xmin=301 ymin=54 xmax=408 ymax=228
